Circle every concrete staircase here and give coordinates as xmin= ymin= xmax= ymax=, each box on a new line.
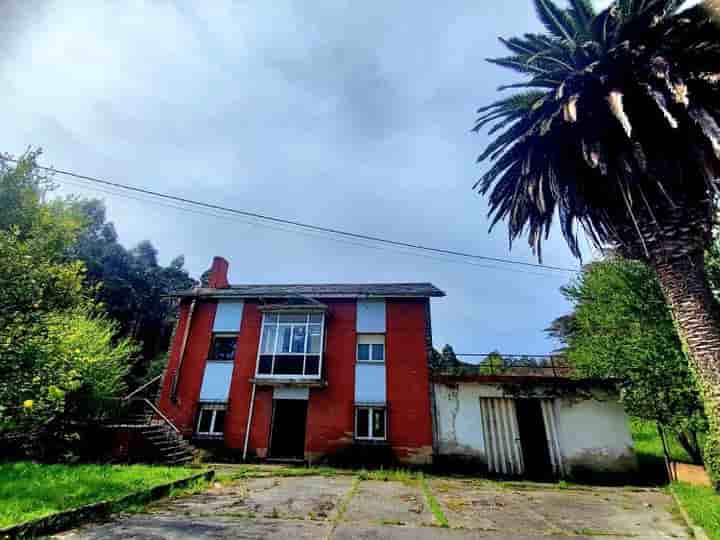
xmin=107 ymin=377 xmax=196 ymax=466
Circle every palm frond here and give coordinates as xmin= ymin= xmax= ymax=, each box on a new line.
xmin=474 ymin=0 xmax=720 ymax=260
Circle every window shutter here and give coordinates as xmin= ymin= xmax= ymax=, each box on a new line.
xmin=355 ymin=363 xmax=386 ymax=403
xmin=356 ymin=300 xmax=386 ymax=333
xmin=199 ymin=362 xmax=234 ymax=401
xmin=213 ymin=301 xmax=244 ymax=332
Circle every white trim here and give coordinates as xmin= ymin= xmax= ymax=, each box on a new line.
xmin=255 ymin=312 xmax=325 ymax=379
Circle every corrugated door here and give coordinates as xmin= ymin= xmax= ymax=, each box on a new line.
xmin=540 ymin=399 xmax=564 ymax=477
xmin=479 ymin=398 xmax=524 ymax=476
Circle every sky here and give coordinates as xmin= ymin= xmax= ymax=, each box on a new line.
xmin=0 ymin=1 xmax=700 ymax=357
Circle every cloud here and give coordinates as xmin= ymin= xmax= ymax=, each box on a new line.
xmin=1 ymin=0 xmax=581 ymax=356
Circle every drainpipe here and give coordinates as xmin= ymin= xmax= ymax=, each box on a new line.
xmin=243 ymin=383 xmax=257 ymax=461
xmin=170 ymin=296 xmax=197 ymax=402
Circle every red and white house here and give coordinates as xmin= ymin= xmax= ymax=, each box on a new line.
xmin=157 ymin=257 xmax=445 ymax=465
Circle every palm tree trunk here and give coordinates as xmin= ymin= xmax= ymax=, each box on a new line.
xmin=651 ymin=251 xmax=720 ymax=486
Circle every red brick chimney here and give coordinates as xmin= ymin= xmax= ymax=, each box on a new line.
xmin=207 ymin=256 xmax=230 ymax=288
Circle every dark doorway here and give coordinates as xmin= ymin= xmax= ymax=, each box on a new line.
xmin=269 ymin=399 xmax=308 ymax=459
xmin=515 ymin=399 xmax=554 ymax=480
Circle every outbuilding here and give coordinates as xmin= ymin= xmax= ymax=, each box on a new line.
xmin=431 ymin=359 xmax=637 ymax=481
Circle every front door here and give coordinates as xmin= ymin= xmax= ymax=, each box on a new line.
xmin=269 ymin=399 xmax=308 ymax=459
xmin=515 ymin=399 xmax=554 ymax=480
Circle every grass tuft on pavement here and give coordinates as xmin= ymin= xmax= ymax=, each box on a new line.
xmin=419 ymin=472 xmax=449 ymax=528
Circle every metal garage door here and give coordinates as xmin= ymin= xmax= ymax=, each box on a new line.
xmin=479 ymin=398 xmax=524 ymax=475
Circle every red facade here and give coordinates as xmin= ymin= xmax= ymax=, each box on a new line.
xmin=157 ymin=258 xmax=439 ymax=465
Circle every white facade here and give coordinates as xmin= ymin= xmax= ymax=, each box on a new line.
xmin=432 ymin=380 xmax=637 ymax=479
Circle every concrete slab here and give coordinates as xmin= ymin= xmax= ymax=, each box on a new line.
xmin=55 ymin=474 xmax=692 ymax=540
xmin=58 ymin=514 xmax=328 ymax=539
xmin=343 ymin=480 xmax=432 ymax=527
xmin=230 ymin=476 xmax=353 ymax=520
xmin=332 ymin=524 xmax=592 ymax=540
xmin=430 ymin=478 xmax=690 ymax=539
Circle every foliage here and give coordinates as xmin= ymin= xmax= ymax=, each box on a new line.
xmin=673 ymin=482 xmax=720 ymax=540
xmin=0 ymin=152 xmax=136 ymax=455
xmin=70 ymin=199 xmax=196 ymax=382
xmin=555 ymin=257 xmax=706 ymax=463
xmin=474 ymin=0 xmax=720 ymax=258
xmin=0 ymin=462 xmax=196 ymax=528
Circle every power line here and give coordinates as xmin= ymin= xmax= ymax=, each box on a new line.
xmin=0 ymin=156 xmax=580 ymax=274
xmin=56 ymin=176 xmax=568 ymax=278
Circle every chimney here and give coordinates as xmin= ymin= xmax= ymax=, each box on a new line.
xmin=207 ymin=256 xmax=230 ymax=288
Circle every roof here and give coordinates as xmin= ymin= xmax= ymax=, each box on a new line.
xmin=171 ymin=282 xmax=445 ymax=299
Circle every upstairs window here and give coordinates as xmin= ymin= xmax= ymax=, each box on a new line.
xmin=257 ymin=312 xmax=324 ymax=377
xmin=209 ymin=334 xmax=237 ymax=361
xmin=357 ymin=334 xmax=385 ymax=363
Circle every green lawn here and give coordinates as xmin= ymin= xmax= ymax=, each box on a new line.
xmin=673 ymin=482 xmax=720 ymax=540
xmin=0 ymin=462 xmax=197 ymax=528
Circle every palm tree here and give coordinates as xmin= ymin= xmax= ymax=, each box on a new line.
xmin=474 ymin=0 xmax=720 ymax=482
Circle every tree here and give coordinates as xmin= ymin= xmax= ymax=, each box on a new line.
xmin=552 ymin=257 xmax=707 ymax=463
xmin=70 ymin=200 xmax=196 ymax=381
xmin=474 ymin=0 xmax=720 ymax=483
xmin=0 ymin=152 xmax=135 ymax=457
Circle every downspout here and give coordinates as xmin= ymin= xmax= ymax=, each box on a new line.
xmin=243 ymin=383 xmax=257 ymax=461
xmin=170 ymin=296 xmax=197 ymax=402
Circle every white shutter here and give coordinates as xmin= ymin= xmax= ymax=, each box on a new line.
xmin=356 ymin=300 xmax=386 ymax=333
xmin=355 ymin=363 xmax=386 ymax=403
xmin=213 ymin=301 xmax=244 ymax=332
xmin=199 ymin=362 xmax=233 ymax=401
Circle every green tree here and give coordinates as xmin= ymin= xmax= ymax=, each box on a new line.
xmin=474 ymin=0 xmax=720 ymax=483
xmin=70 ymin=200 xmax=196 ymax=382
xmin=0 ymin=152 xmax=135 ymax=455
xmin=553 ymin=257 xmax=706 ymax=463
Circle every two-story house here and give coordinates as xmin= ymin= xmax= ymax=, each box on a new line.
xmin=156 ymin=257 xmax=445 ymax=465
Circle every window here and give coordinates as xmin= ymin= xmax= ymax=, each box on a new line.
xmin=257 ymin=312 xmax=324 ymax=377
xmin=209 ymin=334 xmax=237 ymax=361
xmin=355 ymin=406 xmax=386 ymax=440
xmin=357 ymin=335 xmax=385 ymax=363
xmin=196 ymin=407 xmax=226 ymax=436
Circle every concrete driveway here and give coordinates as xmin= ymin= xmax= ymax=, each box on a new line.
xmin=55 ymin=472 xmax=690 ymax=540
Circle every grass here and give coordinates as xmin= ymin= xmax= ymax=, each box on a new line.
xmin=419 ymin=472 xmax=449 ymax=528
xmin=357 ymin=468 xmax=418 ymax=486
xmin=0 ymin=461 xmax=198 ymax=529
xmin=630 ymin=419 xmax=695 ymax=465
xmin=672 ymin=482 xmax=720 ymax=540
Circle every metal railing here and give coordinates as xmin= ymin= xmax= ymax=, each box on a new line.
xmin=438 ymin=354 xmax=571 ymax=378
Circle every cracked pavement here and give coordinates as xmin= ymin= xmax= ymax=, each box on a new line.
xmin=54 ymin=472 xmax=690 ymax=539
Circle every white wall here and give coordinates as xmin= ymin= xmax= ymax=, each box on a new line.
xmin=433 ymin=381 xmax=637 ymax=476
xmin=556 ymin=396 xmax=636 ymax=474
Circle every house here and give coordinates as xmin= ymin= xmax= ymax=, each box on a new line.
xmin=156 ymin=256 xmax=445 ymax=465
xmin=431 ymin=358 xmax=638 ymax=481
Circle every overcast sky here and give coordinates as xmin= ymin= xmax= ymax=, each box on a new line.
xmin=0 ymin=1 xmax=700 ymax=357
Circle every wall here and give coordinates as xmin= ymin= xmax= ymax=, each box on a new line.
xmin=386 ymin=299 xmax=434 ymax=464
xmin=305 ymin=300 xmax=356 ymax=462
xmin=158 ymin=299 xmax=217 ymax=436
xmin=432 ymin=381 xmax=637 ymax=477
xmin=556 ymin=396 xmax=637 ymax=477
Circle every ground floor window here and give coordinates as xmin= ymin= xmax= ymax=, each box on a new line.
xmin=196 ymin=405 xmax=226 ymax=437
xmin=355 ymin=406 xmax=386 ymax=441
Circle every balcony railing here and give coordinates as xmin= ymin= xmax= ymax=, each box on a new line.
xmin=256 ymin=353 xmax=322 ymax=378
